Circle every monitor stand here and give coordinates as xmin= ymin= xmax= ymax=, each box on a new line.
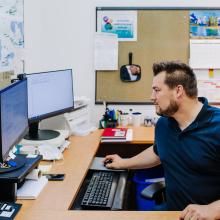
xmin=22 ymin=122 xmax=67 ymax=147
xmin=25 ymin=129 xmax=60 ymax=140
xmin=20 ymin=131 xmax=66 ymax=148
xmin=24 ymin=121 xmax=60 ymax=140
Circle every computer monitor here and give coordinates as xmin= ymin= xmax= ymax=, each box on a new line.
xmin=25 ymin=69 xmax=74 ymax=141
xmin=0 ymin=79 xmax=28 ymax=165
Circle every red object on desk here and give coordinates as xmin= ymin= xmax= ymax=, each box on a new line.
xmin=101 ymin=128 xmax=127 ymax=139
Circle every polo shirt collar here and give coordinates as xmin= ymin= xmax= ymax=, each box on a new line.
xmin=168 ymin=97 xmax=213 ymax=133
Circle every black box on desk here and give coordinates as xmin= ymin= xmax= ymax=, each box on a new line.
xmin=0 ymin=154 xmax=42 ymax=202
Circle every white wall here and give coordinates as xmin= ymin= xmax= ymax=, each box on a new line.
xmin=24 ymin=0 xmax=220 ymax=126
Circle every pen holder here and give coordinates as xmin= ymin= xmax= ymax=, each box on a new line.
xmin=99 ymin=119 xmax=118 ymax=129
xmin=106 ymin=120 xmax=117 ymax=128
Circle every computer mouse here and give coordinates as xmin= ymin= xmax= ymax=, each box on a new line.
xmin=104 ymin=159 xmax=113 ymax=166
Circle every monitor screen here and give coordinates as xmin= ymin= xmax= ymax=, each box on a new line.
xmin=25 ymin=69 xmax=74 ymax=140
xmin=0 ymin=79 xmax=28 ymax=163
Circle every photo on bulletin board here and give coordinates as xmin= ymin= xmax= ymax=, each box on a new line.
xmin=97 ymin=10 xmax=137 ymax=41
xmin=190 ymin=10 xmax=220 ymax=39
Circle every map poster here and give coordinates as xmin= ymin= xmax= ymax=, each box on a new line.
xmin=0 ymin=0 xmax=24 ymax=72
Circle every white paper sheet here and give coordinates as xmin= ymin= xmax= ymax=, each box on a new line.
xmin=190 ymin=39 xmax=220 ymax=69
xmin=94 ymin=33 xmax=118 ymax=70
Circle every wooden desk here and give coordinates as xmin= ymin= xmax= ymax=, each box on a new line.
xmin=16 ymin=127 xmax=180 ymax=220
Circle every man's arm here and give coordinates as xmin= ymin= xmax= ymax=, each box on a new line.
xmin=180 ymin=200 xmax=220 ymax=220
xmin=104 ymin=145 xmax=161 ymax=169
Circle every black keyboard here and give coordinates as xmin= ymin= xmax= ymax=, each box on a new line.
xmin=0 ymin=202 xmax=21 ymax=219
xmin=81 ymin=171 xmax=119 ymax=209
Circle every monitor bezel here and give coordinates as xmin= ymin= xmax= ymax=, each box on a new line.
xmin=26 ymin=69 xmax=74 ymax=123
xmin=0 ymin=79 xmax=29 ymax=163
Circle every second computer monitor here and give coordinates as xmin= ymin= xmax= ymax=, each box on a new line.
xmin=0 ymin=79 xmax=28 ymax=169
xmin=25 ymin=69 xmax=74 ymax=140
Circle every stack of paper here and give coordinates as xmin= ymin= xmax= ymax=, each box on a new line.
xmin=17 ymin=176 xmax=48 ymax=200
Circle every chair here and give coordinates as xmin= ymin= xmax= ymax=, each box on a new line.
xmin=141 ymin=181 xmax=166 ymax=206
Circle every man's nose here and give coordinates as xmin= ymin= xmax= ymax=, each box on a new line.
xmin=150 ymin=92 xmax=155 ymax=101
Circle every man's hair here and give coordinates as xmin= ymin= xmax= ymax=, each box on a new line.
xmin=152 ymin=61 xmax=198 ymax=98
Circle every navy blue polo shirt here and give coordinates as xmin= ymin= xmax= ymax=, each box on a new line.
xmin=153 ymin=97 xmax=220 ymax=210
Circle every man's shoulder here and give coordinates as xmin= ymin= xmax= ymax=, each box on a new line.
xmin=206 ymin=104 xmax=220 ymax=114
xmin=209 ymin=105 xmax=220 ymax=121
xmin=157 ymin=116 xmax=169 ymax=124
xmin=155 ymin=116 xmax=170 ymax=128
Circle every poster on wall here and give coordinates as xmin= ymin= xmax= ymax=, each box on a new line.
xmin=0 ymin=0 xmax=24 ymax=72
xmin=97 ymin=10 xmax=137 ymax=41
xmin=190 ymin=10 xmax=220 ymax=39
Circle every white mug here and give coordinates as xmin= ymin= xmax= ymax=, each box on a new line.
xmin=120 ymin=114 xmax=129 ymax=127
xmin=132 ymin=112 xmax=142 ymax=127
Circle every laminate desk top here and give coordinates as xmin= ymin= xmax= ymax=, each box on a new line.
xmin=15 ymin=127 xmax=180 ymax=220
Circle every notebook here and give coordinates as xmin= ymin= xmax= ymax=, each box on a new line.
xmin=101 ymin=129 xmax=133 ymax=143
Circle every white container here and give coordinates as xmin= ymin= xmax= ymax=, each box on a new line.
xmin=144 ymin=116 xmax=152 ymax=127
xmin=120 ymin=113 xmax=129 ymax=127
xmin=132 ymin=112 xmax=142 ymax=127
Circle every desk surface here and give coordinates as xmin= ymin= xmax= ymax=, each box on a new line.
xmin=16 ymin=127 xmax=180 ymax=220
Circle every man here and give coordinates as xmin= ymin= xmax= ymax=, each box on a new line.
xmin=104 ymin=61 xmax=220 ymax=220
xmin=120 ymin=64 xmax=141 ymax=81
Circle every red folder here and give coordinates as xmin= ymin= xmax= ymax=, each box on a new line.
xmin=101 ymin=128 xmax=127 ymax=139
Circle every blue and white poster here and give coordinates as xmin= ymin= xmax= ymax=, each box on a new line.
xmin=97 ymin=11 xmax=137 ymax=41
xmin=190 ymin=10 xmax=220 ymax=39
xmin=0 ymin=0 xmax=24 ymax=72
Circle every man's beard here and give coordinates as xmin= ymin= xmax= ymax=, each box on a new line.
xmin=155 ymin=100 xmax=179 ymax=117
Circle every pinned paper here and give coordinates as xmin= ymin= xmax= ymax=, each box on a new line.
xmin=190 ymin=40 xmax=220 ymax=69
xmin=94 ymin=33 xmax=118 ymax=70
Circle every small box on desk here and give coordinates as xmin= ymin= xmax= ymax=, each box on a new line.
xmin=0 ymin=154 xmax=42 ymax=202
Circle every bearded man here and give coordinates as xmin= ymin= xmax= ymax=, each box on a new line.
xmin=104 ymin=61 xmax=220 ymax=220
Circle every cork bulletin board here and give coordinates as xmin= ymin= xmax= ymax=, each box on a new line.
xmin=95 ymin=7 xmax=217 ymax=104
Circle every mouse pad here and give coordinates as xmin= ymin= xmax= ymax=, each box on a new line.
xmin=90 ymin=157 xmax=126 ymax=172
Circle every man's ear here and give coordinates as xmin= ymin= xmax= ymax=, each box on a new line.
xmin=175 ymin=85 xmax=184 ymax=99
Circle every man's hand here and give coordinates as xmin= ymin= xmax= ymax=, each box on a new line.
xmin=180 ymin=204 xmax=218 ymax=220
xmin=103 ymin=154 xmax=128 ymax=169
xmin=103 ymin=146 xmax=161 ymax=170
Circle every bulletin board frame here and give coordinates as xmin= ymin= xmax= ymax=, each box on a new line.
xmin=95 ymin=7 xmax=220 ymax=105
